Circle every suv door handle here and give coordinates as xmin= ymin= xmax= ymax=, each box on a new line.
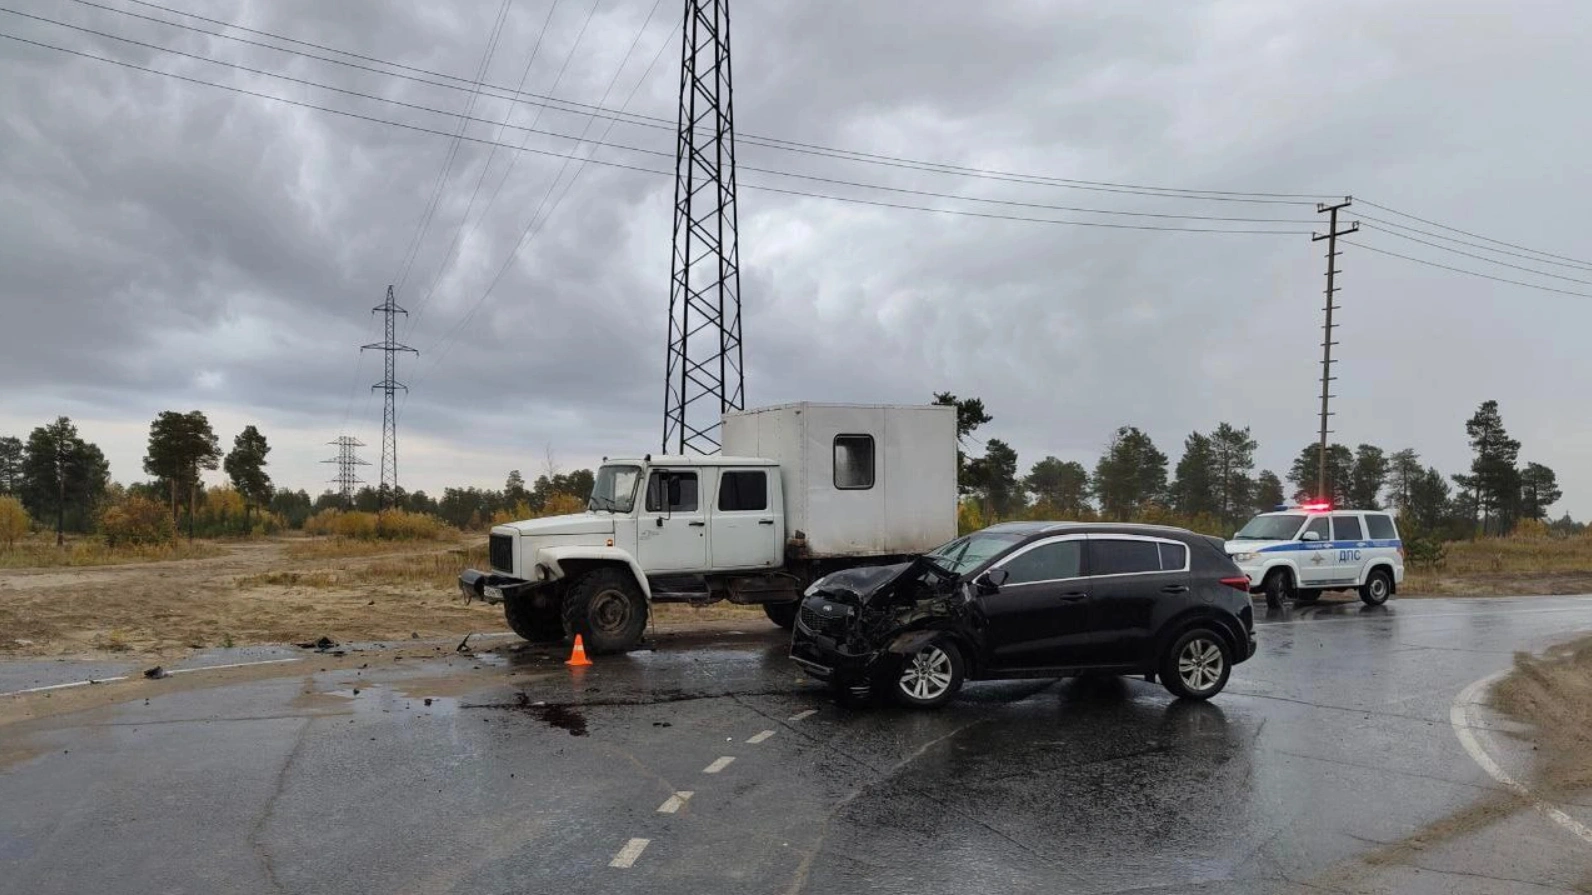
xmin=1160 ymin=584 xmax=1190 ymax=594
xmin=758 ymin=519 xmax=775 ymax=526
xmin=688 ymin=521 xmax=706 ymax=527
xmin=1058 ymin=592 xmax=1087 ymax=602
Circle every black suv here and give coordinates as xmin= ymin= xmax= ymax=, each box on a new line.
xmin=789 ymin=522 xmax=1256 ymax=708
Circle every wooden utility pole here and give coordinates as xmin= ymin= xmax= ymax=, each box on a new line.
xmin=1312 ymin=198 xmax=1358 ymax=502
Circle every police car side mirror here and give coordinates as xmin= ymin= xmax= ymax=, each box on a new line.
xmin=1301 ymin=531 xmax=1321 ymax=542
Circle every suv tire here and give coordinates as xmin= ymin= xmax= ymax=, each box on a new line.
xmin=1160 ymin=628 xmax=1232 ymax=701
xmin=763 ymin=600 xmax=799 ymax=629
xmin=503 ymin=591 xmax=563 ymax=643
xmin=561 ymin=568 xmax=648 ymax=654
xmin=1262 ymin=569 xmax=1294 ymax=609
xmin=889 ymin=639 xmax=965 ymax=709
xmin=1360 ymin=568 xmax=1393 ymax=607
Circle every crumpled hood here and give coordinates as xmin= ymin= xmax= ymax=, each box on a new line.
xmin=496 ymin=512 xmax=615 ymax=538
xmin=808 ymin=561 xmax=915 ymax=604
xmin=1225 ymin=539 xmax=1291 ymax=555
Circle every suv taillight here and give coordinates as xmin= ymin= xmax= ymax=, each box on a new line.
xmin=1219 ymin=575 xmax=1251 ymax=592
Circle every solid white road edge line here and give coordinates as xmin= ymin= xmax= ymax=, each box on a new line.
xmin=1450 ymin=669 xmax=1592 ymax=846
xmin=167 ymin=657 xmax=304 ymax=675
xmin=1 ymin=676 xmax=129 ymax=697
xmin=703 ymin=756 xmax=735 ymax=774
xmin=788 ymin=709 xmax=817 ymax=721
xmin=657 ymin=792 xmax=693 ymax=814
xmin=747 ymin=730 xmax=775 ymax=744
xmin=609 ymin=838 xmax=650 ymax=868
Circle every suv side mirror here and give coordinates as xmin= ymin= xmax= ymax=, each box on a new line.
xmin=976 ymin=568 xmax=1009 ymax=593
xmin=1301 ymin=531 xmax=1321 ymax=542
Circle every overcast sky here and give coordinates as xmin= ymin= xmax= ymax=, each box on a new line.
xmin=2 ymin=0 xmax=1589 ymax=518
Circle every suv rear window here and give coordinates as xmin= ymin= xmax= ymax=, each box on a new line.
xmin=1089 ymin=539 xmax=1161 ymax=576
xmin=1365 ymin=514 xmax=1397 ymax=540
xmin=1331 ymin=515 xmax=1364 ymax=541
xmin=1157 ymin=542 xmax=1188 ymax=571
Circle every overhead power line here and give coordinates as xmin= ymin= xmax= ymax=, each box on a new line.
xmin=60 ymin=0 xmax=1335 ymax=205
xmin=1357 ymin=213 xmax=1592 ymax=273
xmin=1358 ymin=199 xmax=1592 ymax=269
xmin=1359 ymin=224 xmax=1592 ymax=288
xmin=1347 ymin=239 xmax=1592 ymax=300
xmin=0 ymin=25 xmax=1314 ymax=233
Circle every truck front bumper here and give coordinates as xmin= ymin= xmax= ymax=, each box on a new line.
xmin=458 ymin=569 xmax=547 ymax=605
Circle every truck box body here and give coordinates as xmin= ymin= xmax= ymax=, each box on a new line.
xmin=721 ymin=403 xmax=957 ymax=558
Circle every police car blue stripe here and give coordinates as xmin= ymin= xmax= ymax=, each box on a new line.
xmin=1255 ymin=539 xmax=1402 ymax=553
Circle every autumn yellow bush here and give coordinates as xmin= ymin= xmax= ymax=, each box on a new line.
xmin=302 ymin=508 xmax=448 ymax=541
xmin=0 ymin=495 xmax=30 ymax=550
xmin=99 ymin=494 xmax=176 ymax=546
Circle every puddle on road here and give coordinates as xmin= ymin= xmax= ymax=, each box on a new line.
xmin=322 ymin=687 xmax=463 ymax=717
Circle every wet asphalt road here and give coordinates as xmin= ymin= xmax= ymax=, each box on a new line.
xmin=5 ymin=596 xmax=1592 ymax=894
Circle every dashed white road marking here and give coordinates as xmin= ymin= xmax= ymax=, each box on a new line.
xmin=1 ymin=676 xmax=128 ymax=697
xmin=609 ymin=838 xmax=650 ymax=868
xmin=747 ymin=730 xmax=775 ymax=744
xmin=788 ymin=709 xmax=817 ymax=722
xmin=1450 ymin=670 xmax=1592 ymax=847
xmin=657 ymin=792 xmax=693 ymax=814
xmin=703 ymin=756 xmax=735 ymax=774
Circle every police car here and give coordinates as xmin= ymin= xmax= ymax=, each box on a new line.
xmin=1225 ymin=502 xmax=1404 ymax=608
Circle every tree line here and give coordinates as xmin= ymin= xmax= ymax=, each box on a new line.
xmin=934 ymin=394 xmax=1571 ymax=539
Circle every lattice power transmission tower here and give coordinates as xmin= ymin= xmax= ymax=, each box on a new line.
xmin=322 ymin=436 xmax=369 ymax=505
xmin=662 ymin=0 xmax=744 ymax=455
xmin=362 ymin=286 xmax=418 ymax=505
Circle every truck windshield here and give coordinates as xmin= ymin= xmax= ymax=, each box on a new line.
xmin=589 ymin=465 xmax=642 ymax=513
xmin=924 ymin=531 xmax=1026 ymax=575
xmin=1233 ymin=514 xmax=1305 ymax=541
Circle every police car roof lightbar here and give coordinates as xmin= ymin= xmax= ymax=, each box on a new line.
xmin=1299 ymin=502 xmax=1332 ymax=511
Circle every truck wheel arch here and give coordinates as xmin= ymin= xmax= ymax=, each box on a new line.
xmin=538 ymin=547 xmax=653 ymax=601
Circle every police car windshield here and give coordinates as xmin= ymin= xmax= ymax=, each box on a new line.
xmin=1234 ymin=514 xmax=1306 ymax=541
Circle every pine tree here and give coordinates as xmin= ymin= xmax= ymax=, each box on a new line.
xmin=1171 ymin=432 xmax=1217 ymax=519
xmin=1464 ymin=400 xmax=1521 ymax=535
xmin=1518 ymin=462 xmax=1561 ymax=521
xmin=1252 ymin=470 xmax=1284 ymax=513
xmin=223 ymin=426 xmax=273 ymax=527
xmin=1024 ymin=457 xmax=1091 ymax=515
xmin=1208 ymin=423 xmax=1257 ymax=530
xmin=1348 ymin=444 xmax=1389 ymax=509
xmin=21 ymin=417 xmax=110 ymax=545
xmin=1092 ymin=427 xmax=1168 ymax=521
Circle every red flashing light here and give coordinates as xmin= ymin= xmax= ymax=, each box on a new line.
xmin=1300 ymin=502 xmax=1332 ymax=511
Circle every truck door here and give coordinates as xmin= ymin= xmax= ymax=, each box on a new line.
xmin=637 ymin=470 xmax=708 ymax=572
xmin=709 ymin=468 xmax=781 ymax=570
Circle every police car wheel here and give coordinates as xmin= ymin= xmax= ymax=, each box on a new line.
xmin=1262 ymin=570 xmax=1293 ymax=609
xmin=1360 ymin=569 xmax=1392 ymax=606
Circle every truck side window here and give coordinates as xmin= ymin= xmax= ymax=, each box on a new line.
xmin=833 ymin=435 xmax=875 ymax=490
xmin=645 ymin=471 xmax=699 ymax=513
xmin=718 ymin=471 xmax=768 ymax=512
xmin=1303 ymin=517 xmax=1330 ymax=541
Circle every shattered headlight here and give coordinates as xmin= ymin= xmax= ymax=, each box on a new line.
xmin=803 ymin=575 xmax=832 ymax=597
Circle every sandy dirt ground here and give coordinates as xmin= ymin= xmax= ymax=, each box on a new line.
xmin=0 ymin=537 xmax=771 ymax=659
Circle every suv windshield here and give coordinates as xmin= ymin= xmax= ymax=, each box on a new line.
xmin=589 ymin=465 xmax=642 ymax=513
xmin=925 ymin=530 xmax=1026 ymax=575
xmin=1233 ymin=514 xmax=1306 ymax=541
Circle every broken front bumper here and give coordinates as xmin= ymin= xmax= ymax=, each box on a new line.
xmin=789 ymin=597 xmax=877 ymax=683
xmin=457 ymin=569 xmax=546 ymax=605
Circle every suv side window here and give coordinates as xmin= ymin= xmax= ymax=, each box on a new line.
xmin=1157 ymin=541 xmax=1188 ymax=571
xmin=999 ymin=540 xmax=1082 ymax=585
xmin=1331 ymin=514 xmax=1364 ymax=542
xmin=1303 ymin=517 xmax=1330 ymax=541
xmin=645 ymin=471 xmax=699 ymax=513
xmin=1088 ymin=539 xmax=1162 ymax=576
xmin=1365 ymin=513 xmax=1397 ymax=540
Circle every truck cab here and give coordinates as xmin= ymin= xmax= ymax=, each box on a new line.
xmin=459 ymin=402 xmax=959 ymax=655
xmin=1226 ymin=503 xmax=1404 ymax=608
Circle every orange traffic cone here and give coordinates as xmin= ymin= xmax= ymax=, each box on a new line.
xmin=566 ymin=634 xmax=592 ymax=667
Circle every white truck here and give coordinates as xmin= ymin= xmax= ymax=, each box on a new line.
xmin=458 ymin=403 xmax=959 ymax=654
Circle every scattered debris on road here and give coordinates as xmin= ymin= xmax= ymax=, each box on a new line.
xmin=143 ymin=666 xmax=166 ymax=680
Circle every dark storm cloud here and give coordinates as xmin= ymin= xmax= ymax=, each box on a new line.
xmin=2 ymin=0 xmax=1590 ymax=516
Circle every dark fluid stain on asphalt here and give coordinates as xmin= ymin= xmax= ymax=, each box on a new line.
xmin=510 ymin=695 xmax=589 ymax=736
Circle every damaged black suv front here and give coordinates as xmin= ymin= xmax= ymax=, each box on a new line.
xmin=790 ymin=522 xmax=1257 ymax=709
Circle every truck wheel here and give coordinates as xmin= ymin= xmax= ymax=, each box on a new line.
xmin=503 ymin=592 xmax=563 ymax=643
xmin=763 ymin=600 xmax=799 ymax=629
xmin=1262 ymin=569 xmax=1294 ymax=609
xmin=1360 ymin=568 xmax=1393 ymax=606
xmin=561 ymin=568 xmax=648 ymax=654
